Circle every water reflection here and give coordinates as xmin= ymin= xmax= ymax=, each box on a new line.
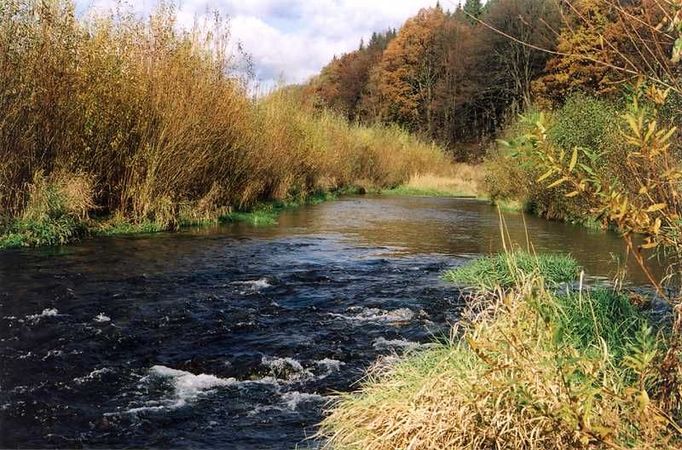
xmin=194 ymin=196 xmax=658 ymax=284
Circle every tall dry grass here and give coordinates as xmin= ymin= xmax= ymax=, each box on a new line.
xmin=0 ymin=0 xmax=450 ymax=243
xmin=397 ymin=163 xmax=484 ymax=197
xmin=321 ymin=252 xmax=682 ymax=449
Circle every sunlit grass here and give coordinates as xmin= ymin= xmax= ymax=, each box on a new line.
xmin=443 ymin=251 xmax=580 ymax=289
xmin=320 ymin=254 xmax=680 ymax=450
xmin=384 ymin=165 xmax=483 ymax=198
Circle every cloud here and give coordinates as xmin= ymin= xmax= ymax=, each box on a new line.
xmin=76 ymin=0 xmax=443 ymax=87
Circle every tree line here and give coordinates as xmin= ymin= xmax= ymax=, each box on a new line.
xmin=304 ymin=0 xmax=680 ymax=159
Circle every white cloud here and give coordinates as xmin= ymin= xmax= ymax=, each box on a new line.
xmin=76 ymin=0 xmax=444 ymax=87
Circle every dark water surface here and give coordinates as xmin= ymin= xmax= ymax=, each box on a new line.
xmin=0 ymin=197 xmax=649 ymax=449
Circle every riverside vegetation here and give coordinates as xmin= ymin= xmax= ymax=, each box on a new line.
xmin=4 ymin=0 xmax=682 ymax=448
xmin=321 ymin=250 xmax=682 ymax=449
xmin=317 ymin=0 xmax=682 ymax=448
xmin=0 ymin=0 xmax=454 ymax=249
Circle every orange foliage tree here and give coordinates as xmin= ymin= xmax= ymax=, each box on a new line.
xmin=368 ymin=6 xmax=448 ymax=135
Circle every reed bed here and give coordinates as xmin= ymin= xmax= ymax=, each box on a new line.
xmin=0 ymin=0 xmax=450 ymax=247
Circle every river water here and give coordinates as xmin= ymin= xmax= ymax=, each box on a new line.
xmin=0 ymin=196 xmax=652 ymax=449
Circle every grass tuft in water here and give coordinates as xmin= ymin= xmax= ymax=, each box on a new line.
xmin=94 ymin=220 xmax=166 ymax=237
xmin=443 ymin=251 xmax=580 ymax=290
xmin=220 ymin=191 xmax=341 ymax=227
xmin=221 ymin=209 xmax=280 ymax=226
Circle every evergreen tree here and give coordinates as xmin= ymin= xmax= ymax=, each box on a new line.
xmin=463 ymin=0 xmax=482 ymax=23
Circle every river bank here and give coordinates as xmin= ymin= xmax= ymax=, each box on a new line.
xmin=0 ymin=1 xmax=452 ymax=251
xmin=321 ymin=251 xmax=682 ymax=449
xmin=2 ymin=196 xmax=668 ymax=448
xmin=0 ymin=165 xmax=486 ymax=250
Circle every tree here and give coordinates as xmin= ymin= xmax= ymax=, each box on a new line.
xmin=532 ymin=0 xmax=678 ymax=105
xmin=369 ymin=7 xmax=448 ymax=134
xmin=463 ymin=0 xmax=483 ymax=23
xmin=311 ymin=29 xmax=396 ymax=120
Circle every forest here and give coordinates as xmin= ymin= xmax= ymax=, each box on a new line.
xmin=307 ymin=0 xmax=681 ymax=158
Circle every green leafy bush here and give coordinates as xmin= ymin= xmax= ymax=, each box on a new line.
xmin=547 ymin=95 xmax=619 ymax=153
xmin=483 ymin=95 xmax=622 ymax=224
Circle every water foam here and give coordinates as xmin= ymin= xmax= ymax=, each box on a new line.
xmin=315 ymin=358 xmax=345 ymax=375
xmin=26 ymin=308 xmax=59 ymax=322
xmin=261 ymin=356 xmax=313 ymax=381
xmin=93 ymin=313 xmax=111 ymax=323
xmin=281 ymin=391 xmax=326 ymax=410
xmin=329 ymin=307 xmax=415 ymax=324
xmin=120 ymin=365 xmax=236 ymax=414
xmin=233 ymin=278 xmax=272 ymax=291
xmin=73 ymin=368 xmax=112 ymax=384
xmin=372 ymin=337 xmax=430 ymax=351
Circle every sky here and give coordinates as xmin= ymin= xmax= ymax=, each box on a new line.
xmin=76 ymin=1 xmax=442 ymax=88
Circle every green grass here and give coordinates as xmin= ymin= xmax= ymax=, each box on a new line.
xmin=0 ymin=232 xmax=27 ymax=249
xmin=553 ymin=289 xmax=650 ymax=359
xmin=443 ymin=251 xmax=580 ymax=290
xmin=320 ymin=275 xmax=676 ymax=450
xmin=221 ymin=209 xmax=280 ymax=226
xmin=220 ymin=191 xmax=340 ymax=226
xmin=492 ymin=199 xmax=527 ymax=212
xmin=0 ymin=216 xmax=85 ymax=249
xmin=94 ymin=220 xmax=166 ymax=237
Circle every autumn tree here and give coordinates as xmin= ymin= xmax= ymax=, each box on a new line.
xmin=533 ymin=0 xmax=678 ymax=104
xmin=312 ymin=29 xmax=395 ymax=120
xmin=307 ymin=0 xmax=559 ymax=159
xmin=368 ymin=6 xmax=448 ymax=135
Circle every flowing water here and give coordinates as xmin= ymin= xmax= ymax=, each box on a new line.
xmin=0 ymin=196 xmax=655 ymax=449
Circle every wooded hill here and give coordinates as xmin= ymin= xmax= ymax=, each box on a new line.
xmin=303 ymin=0 xmax=680 ymax=159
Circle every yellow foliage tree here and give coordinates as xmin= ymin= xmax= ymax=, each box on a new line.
xmin=368 ymin=7 xmax=447 ymax=134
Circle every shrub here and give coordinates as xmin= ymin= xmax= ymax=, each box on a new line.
xmin=483 ymin=96 xmax=622 ymax=224
xmin=546 ymin=95 xmax=619 ymax=153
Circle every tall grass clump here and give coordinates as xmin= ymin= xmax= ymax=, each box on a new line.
xmin=0 ymin=0 xmax=451 ymax=247
xmin=0 ymin=171 xmax=93 ymax=248
xmin=443 ymin=251 xmax=580 ymax=289
xmin=321 ymin=254 xmax=682 ymax=449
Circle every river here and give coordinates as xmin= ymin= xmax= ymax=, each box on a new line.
xmin=0 ymin=196 xmax=651 ymax=449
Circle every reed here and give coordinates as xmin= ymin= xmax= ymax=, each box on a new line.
xmin=0 ymin=0 xmax=450 ymax=247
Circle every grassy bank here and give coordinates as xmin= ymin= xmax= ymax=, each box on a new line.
xmin=220 ymin=191 xmax=345 ymax=226
xmin=0 ymin=188 xmax=354 ymax=247
xmin=443 ymin=251 xmax=580 ymax=290
xmin=0 ymin=1 xmax=453 ymax=249
xmin=382 ymin=164 xmax=484 ymax=198
xmin=321 ymin=252 xmax=682 ymax=449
